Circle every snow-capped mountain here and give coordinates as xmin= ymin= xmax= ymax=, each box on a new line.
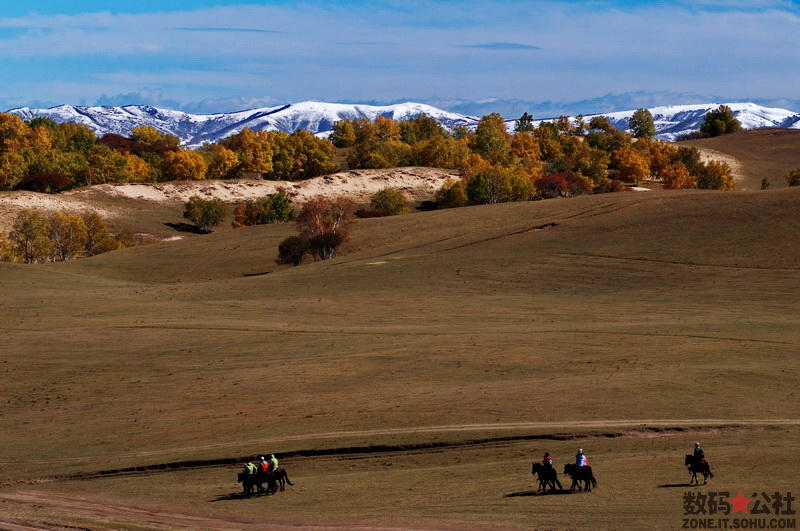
xmin=6 ymin=101 xmax=800 ymax=145
xmin=533 ymin=102 xmax=800 ymax=141
xmin=7 ymin=101 xmax=478 ymax=147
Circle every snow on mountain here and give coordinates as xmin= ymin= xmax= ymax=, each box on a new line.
xmin=532 ymin=102 xmax=800 ymax=140
xmin=7 ymin=102 xmax=478 ymax=147
xmin=7 ymin=101 xmax=799 ymax=145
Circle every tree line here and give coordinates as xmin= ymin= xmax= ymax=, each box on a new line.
xmin=0 ymin=114 xmax=338 ymax=192
xmin=330 ymin=107 xmax=736 ymax=206
xmin=0 ymin=210 xmax=150 ymax=264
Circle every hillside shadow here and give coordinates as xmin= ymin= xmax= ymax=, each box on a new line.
xmin=164 ymin=222 xmax=204 ymax=234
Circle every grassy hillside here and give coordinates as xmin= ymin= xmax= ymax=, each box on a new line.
xmin=682 ymin=128 xmax=800 ymax=190
xmin=1 ymin=188 xmax=799 ymax=527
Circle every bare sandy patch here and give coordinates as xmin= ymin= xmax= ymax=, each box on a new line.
xmin=695 ymin=147 xmax=746 ymax=184
xmin=72 ymin=167 xmax=460 ymax=205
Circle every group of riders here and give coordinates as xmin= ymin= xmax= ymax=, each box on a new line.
xmin=242 ymin=454 xmax=279 ymax=476
xmin=534 ymin=442 xmax=711 ymax=492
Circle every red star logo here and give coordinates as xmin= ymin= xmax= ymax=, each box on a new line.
xmin=729 ymin=492 xmax=752 ymax=513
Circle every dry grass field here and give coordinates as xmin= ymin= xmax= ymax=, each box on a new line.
xmin=1 ymin=187 xmax=799 ymax=529
xmin=682 ymin=128 xmax=800 ymax=190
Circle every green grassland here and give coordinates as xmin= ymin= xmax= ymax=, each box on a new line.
xmin=1 ymin=187 xmax=799 ymax=528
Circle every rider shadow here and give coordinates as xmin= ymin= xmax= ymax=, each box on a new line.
xmin=658 ymin=483 xmax=695 ymax=488
xmin=505 ymin=490 xmax=574 ymax=497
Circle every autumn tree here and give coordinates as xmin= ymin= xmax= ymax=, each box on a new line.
xmin=220 ymin=128 xmax=273 ymax=175
xmin=589 ymin=116 xmax=615 ymax=133
xmin=295 ymin=196 xmax=355 ymax=260
xmin=330 ymin=120 xmax=357 ymax=147
xmin=231 ymin=192 xmax=294 ymax=228
xmin=183 ymin=196 xmax=229 ymax=232
xmin=614 ymin=147 xmax=650 ymax=185
xmin=161 ymin=150 xmax=207 ymax=181
xmin=374 ymin=116 xmax=401 ymax=142
xmin=9 ymin=209 xmax=51 ymax=263
xmin=435 ymin=179 xmax=468 ymax=209
xmin=700 ymin=105 xmax=742 ymax=137
xmin=697 ymin=160 xmax=735 ymax=190
xmin=413 ymin=136 xmax=469 ymax=168
xmin=660 ymin=162 xmax=696 ymax=189
xmin=370 ymin=187 xmax=410 ymax=216
xmin=202 ymin=144 xmax=239 ymax=180
xmin=82 ymin=211 xmax=117 ymax=256
xmin=47 ymin=212 xmax=87 ymax=261
xmin=472 ymin=113 xmax=511 ymax=165
xmin=84 ymin=144 xmax=129 ymax=185
xmin=629 ymin=108 xmax=656 ymax=138
xmin=130 ymin=126 xmax=180 ymax=151
xmin=399 ymin=114 xmax=446 ymax=144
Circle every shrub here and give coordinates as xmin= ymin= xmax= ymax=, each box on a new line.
xmin=231 ymin=192 xmax=294 ymax=228
xmin=183 ymin=195 xmax=229 ymax=233
xmin=277 ymin=235 xmax=310 ymax=266
xmin=294 ymin=196 xmax=355 ymax=260
xmin=369 ymin=187 xmax=410 ymax=216
xmin=784 ymin=168 xmax=800 ymax=187
xmin=435 ymin=179 xmax=468 ymax=209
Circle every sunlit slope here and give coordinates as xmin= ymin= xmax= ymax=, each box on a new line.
xmin=1 ymin=188 xmax=798 ymax=480
xmin=683 ymin=129 xmax=800 ymax=190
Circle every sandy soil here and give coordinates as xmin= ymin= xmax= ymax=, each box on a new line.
xmin=0 ymin=167 xmax=458 ymax=233
xmin=76 ymin=167 xmax=459 ymax=204
xmin=694 ymin=148 xmax=746 ymax=184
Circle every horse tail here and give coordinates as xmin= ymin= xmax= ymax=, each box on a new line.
xmin=707 ymin=465 xmax=714 ymax=478
xmin=591 ymin=474 xmax=598 ymax=487
xmin=284 ymin=470 xmax=294 ymax=486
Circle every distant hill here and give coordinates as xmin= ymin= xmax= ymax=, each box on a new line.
xmin=6 ymin=101 xmax=478 ymax=147
xmin=6 ymin=100 xmax=800 ymax=145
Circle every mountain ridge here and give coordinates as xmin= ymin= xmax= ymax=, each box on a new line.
xmin=7 ymin=100 xmax=799 ymax=146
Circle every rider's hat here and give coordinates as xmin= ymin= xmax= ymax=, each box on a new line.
xmin=695 ymin=442 xmax=701 ymax=446
xmin=578 ymin=448 xmax=583 ymax=453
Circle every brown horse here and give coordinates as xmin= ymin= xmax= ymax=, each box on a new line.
xmin=685 ymin=455 xmax=713 ymax=485
xmin=531 ymin=462 xmax=562 ymax=492
xmin=563 ymin=464 xmax=597 ymax=492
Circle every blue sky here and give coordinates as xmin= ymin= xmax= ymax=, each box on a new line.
xmin=1 ymin=1 xmax=798 ymax=115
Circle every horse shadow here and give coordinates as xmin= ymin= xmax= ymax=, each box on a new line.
xmin=659 ymin=483 xmax=696 ymax=488
xmin=164 ymin=222 xmax=205 ymax=234
xmin=505 ymin=489 xmax=574 ymax=497
xmin=210 ymin=492 xmax=258 ymax=502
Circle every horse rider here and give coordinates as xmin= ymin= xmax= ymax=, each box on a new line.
xmin=270 ymin=453 xmax=279 ymax=471
xmin=576 ymin=448 xmax=587 ymax=467
xmin=258 ymin=456 xmax=269 ymax=473
xmin=693 ymin=442 xmax=705 ymax=463
xmin=543 ymin=452 xmax=553 ymax=469
xmin=243 ymin=461 xmax=257 ymax=476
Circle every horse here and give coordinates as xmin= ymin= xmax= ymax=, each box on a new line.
xmin=685 ymin=455 xmax=713 ymax=485
xmin=237 ymin=471 xmax=264 ymax=496
xmin=563 ymin=463 xmax=597 ymax=492
xmin=531 ymin=462 xmax=562 ymax=492
xmin=253 ymin=467 xmax=294 ymax=495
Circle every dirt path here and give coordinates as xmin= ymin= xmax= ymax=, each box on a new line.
xmin=0 ymin=492 xmax=429 ymax=531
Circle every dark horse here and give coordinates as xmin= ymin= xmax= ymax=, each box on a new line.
xmin=685 ymin=455 xmax=713 ymax=485
xmin=237 ymin=471 xmax=263 ymax=495
xmin=262 ymin=468 xmax=294 ymax=493
xmin=531 ymin=462 xmax=563 ymax=492
xmin=563 ymin=464 xmax=597 ymax=492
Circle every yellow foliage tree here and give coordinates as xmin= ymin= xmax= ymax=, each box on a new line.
xmin=221 ymin=128 xmax=273 ymax=175
xmin=615 ymin=147 xmax=650 ymax=185
xmin=161 ymin=150 xmax=208 ymax=181
xmin=661 ymin=162 xmax=696 ymax=189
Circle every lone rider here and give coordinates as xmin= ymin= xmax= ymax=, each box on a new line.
xmin=694 ymin=442 xmax=705 ymax=463
xmin=576 ymin=448 xmax=587 ymax=467
xmin=270 ymin=453 xmax=279 ymax=471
